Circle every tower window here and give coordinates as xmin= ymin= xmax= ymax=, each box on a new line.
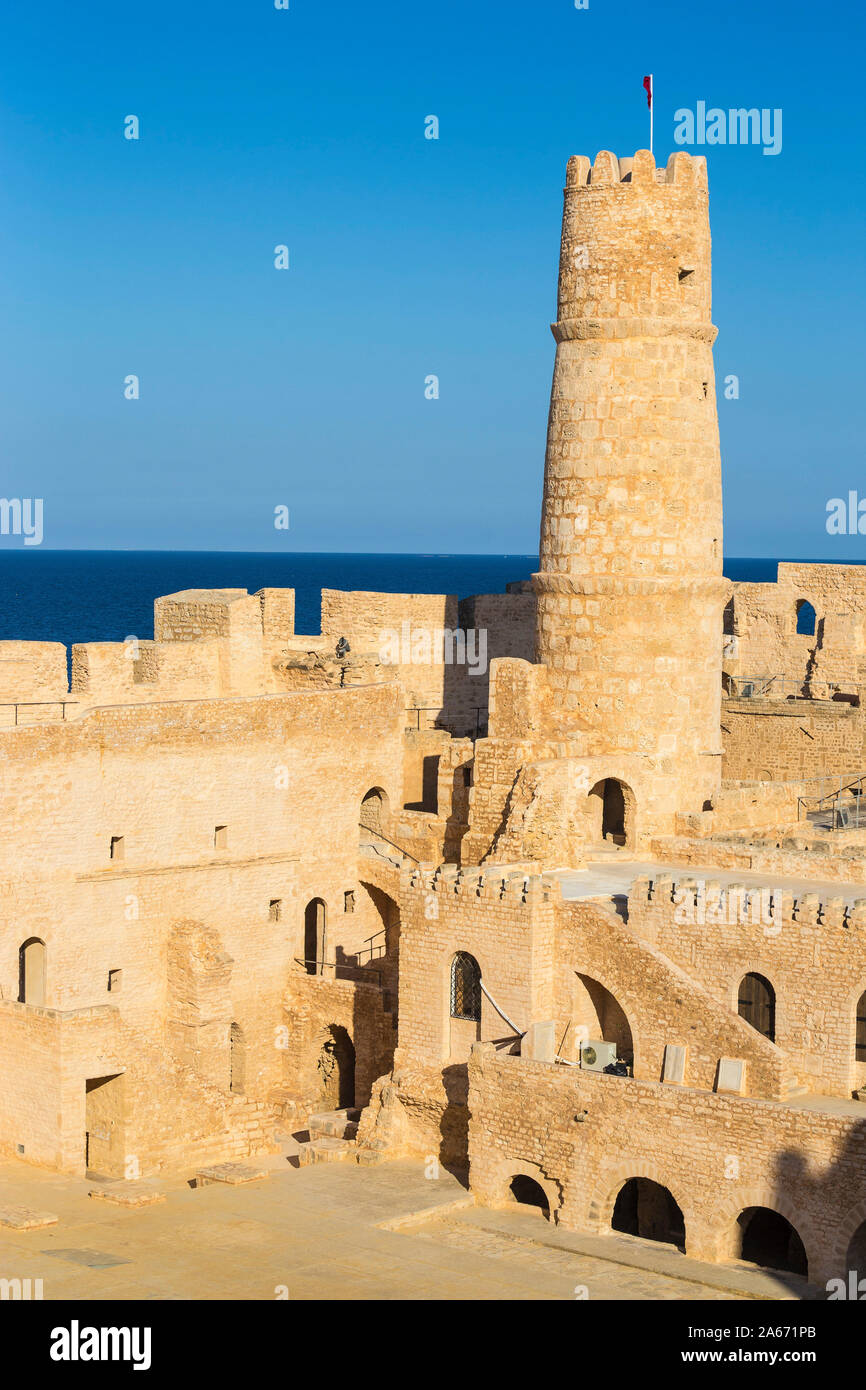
xmin=108 ymin=969 xmax=122 ymax=993
xmin=678 ymin=267 xmax=695 ymax=282
xmin=110 ymin=836 xmax=125 ymax=862
xmin=344 ymin=891 xmax=355 ymax=914
xmin=269 ymin=899 xmax=282 ymax=922
xmin=214 ymin=825 xmax=228 ymax=850
xmin=796 ymin=600 xmax=817 ymax=637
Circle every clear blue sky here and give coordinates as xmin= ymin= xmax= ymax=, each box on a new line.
xmin=0 ymin=0 xmax=862 ymax=555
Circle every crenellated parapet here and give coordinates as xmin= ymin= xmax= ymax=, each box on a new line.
xmin=405 ymin=862 xmax=561 ymax=906
xmin=627 ymin=875 xmax=866 ymax=1099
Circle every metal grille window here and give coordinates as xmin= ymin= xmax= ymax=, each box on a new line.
xmin=737 ymin=972 xmax=776 ymax=1043
xmin=450 ymin=952 xmax=481 ymax=1022
xmin=856 ymin=992 xmax=866 ymax=1062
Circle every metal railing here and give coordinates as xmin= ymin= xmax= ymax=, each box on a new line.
xmin=293 ymin=957 xmax=382 ymax=988
xmin=405 ymin=706 xmax=488 ymax=737
xmin=724 ymin=674 xmax=861 ymax=704
xmin=356 ymin=928 xmax=387 ymax=965
xmin=359 ymin=823 xmax=421 ymax=864
xmin=0 ymin=700 xmax=78 ymax=725
xmin=798 ymin=773 xmax=866 ymax=830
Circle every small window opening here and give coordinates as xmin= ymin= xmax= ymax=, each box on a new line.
xmin=796 ymin=600 xmax=816 ymax=637
xmin=108 ymin=969 xmax=122 ymax=993
xmin=344 ymin=891 xmax=355 ymax=914
xmin=110 ymin=836 xmax=125 ymax=862
xmin=214 ymin=825 xmax=228 ymax=850
xmin=678 ymin=267 xmax=695 ymax=281
xmin=269 ymin=899 xmax=282 ymax=922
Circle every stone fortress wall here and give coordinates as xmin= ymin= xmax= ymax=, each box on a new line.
xmin=3 ymin=146 xmax=866 ymax=1292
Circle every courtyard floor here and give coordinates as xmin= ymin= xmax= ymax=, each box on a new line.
xmin=0 ymin=1152 xmax=817 ymax=1301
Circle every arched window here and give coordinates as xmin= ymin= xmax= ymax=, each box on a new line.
xmin=856 ymin=990 xmax=866 ymax=1061
xmin=19 ymin=938 xmax=46 ymax=1006
xmin=450 ymin=952 xmax=481 ymax=1022
xmin=304 ymin=898 xmax=326 ymax=975
xmin=738 ymin=972 xmax=776 ymax=1042
xmin=796 ymin=600 xmax=816 ymax=636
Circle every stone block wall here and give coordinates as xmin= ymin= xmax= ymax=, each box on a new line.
xmin=628 ymin=875 xmax=866 ymax=1096
xmin=467 ymin=1046 xmax=866 ymax=1286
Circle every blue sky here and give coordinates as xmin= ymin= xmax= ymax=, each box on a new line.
xmin=0 ymin=0 xmax=862 ymax=555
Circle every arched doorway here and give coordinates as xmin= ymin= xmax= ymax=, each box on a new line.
xmin=359 ymin=787 xmax=390 ymax=839
xmin=612 ymin=1178 xmax=685 ymax=1249
xmin=19 ymin=938 xmax=46 ymax=1006
xmin=587 ymin=778 xmax=635 ymax=849
xmin=575 ymin=974 xmax=634 ymax=1068
xmin=229 ymin=1022 xmax=245 ymax=1094
xmin=317 ymin=1025 xmax=355 ymax=1110
xmin=737 ymin=972 xmax=776 ymax=1042
xmin=737 ymin=1207 xmax=807 ymax=1276
xmin=304 ymin=898 xmax=326 ymax=975
xmin=509 ymin=1175 xmax=550 ymax=1220
xmin=855 ymin=989 xmax=866 ymax=1075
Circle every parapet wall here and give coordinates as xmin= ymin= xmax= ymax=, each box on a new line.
xmin=627 ymin=874 xmax=866 ymax=1096
xmin=725 ymin=563 xmax=866 ymax=698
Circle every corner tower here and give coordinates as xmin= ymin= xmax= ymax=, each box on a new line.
xmin=533 ymin=149 xmax=727 ymax=823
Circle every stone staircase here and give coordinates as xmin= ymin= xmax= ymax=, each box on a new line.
xmin=293 ymin=1108 xmax=361 ymax=1165
xmin=119 ymin=1020 xmax=277 ymax=1174
xmin=782 ymin=1074 xmax=809 ymax=1101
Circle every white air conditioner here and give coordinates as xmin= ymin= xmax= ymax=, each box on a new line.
xmin=580 ymin=1040 xmax=618 ymax=1072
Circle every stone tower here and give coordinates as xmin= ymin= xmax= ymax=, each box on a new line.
xmin=533 ymin=149 xmax=727 ymax=825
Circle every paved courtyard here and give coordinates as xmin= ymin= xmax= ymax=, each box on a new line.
xmin=0 ymin=1152 xmax=814 ymax=1301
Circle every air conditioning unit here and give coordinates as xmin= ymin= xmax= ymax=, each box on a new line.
xmin=580 ymin=1040 xmax=618 ymax=1072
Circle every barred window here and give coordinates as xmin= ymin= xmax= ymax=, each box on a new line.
xmin=450 ymin=952 xmax=481 ymax=1022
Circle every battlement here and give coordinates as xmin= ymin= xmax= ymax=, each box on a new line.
xmin=631 ymin=874 xmax=866 ymax=931
xmin=405 ymin=863 xmax=561 ymax=904
xmin=565 ymin=149 xmax=707 ymax=191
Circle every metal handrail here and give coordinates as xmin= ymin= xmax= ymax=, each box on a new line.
xmin=293 ymin=957 xmax=382 ymax=988
xmin=405 ymin=705 xmax=488 ymax=737
xmin=0 ymin=700 xmax=79 ymax=725
xmin=359 ymin=823 xmax=421 ymax=864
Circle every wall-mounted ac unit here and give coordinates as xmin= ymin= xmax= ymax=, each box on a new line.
xmin=580 ymin=1040 xmax=618 ymax=1072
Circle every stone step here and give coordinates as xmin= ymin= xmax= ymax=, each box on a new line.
xmin=195 ymin=1162 xmax=269 ymax=1187
xmin=298 ymin=1136 xmax=355 ymax=1165
xmin=307 ymin=1108 xmax=361 ymax=1140
xmin=355 ymin=1147 xmax=384 ymax=1167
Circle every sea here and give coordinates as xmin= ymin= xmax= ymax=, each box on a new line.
xmin=0 ymin=552 xmax=844 ymax=647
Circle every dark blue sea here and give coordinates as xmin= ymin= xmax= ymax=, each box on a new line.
xmin=0 ymin=552 xmax=841 ymax=647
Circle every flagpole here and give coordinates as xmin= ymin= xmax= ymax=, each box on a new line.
xmin=650 ymin=74 xmax=653 ymax=156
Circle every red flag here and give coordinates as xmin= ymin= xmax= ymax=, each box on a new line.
xmin=642 ymin=75 xmax=653 ymax=109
